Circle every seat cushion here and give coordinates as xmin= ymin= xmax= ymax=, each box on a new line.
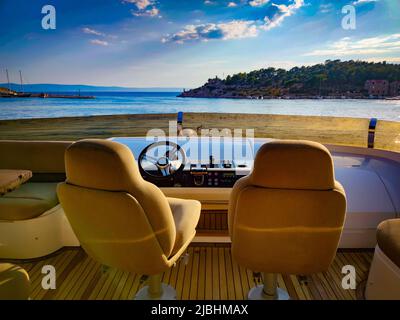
xmin=0 ymin=182 xmax=59 ymax=221
xmin=168 ymin=198 xmax=201 ymax=256
xmin=0 ymin=169 xmax=32 ymax=195
xmin=0 ymin=263 xmax=30 ymax=300
xmin=377 ymin=219 xmax=400 ymax=269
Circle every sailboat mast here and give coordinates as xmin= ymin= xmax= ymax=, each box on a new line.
xmin=19 ymin=70 xmax=24 ymax=93
xmin=6 ymin=69 xmax=10 ymax=91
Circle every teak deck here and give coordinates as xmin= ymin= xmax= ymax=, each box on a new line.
xmin=4 ymin=245 xmax=372 ymax=300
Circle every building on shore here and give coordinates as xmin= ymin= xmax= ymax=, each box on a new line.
xmin=365 ymin=80 xmax=389 ymax=96
xmin=390 ymin=81 xmax=400 ymax=97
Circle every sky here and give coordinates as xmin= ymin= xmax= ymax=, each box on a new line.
xmin=0 ymin=0 xmax=399 ymax=88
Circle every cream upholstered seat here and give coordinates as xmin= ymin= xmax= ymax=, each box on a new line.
xmin=377 ymin=219 xmax=400 ymax=269
xmin=57 ymin=139 xmax=201 ymax=300
xmin=365 ymin=219 xmax=400 ymax=300
xmin=0 ymin=140 xmax=77 ymax=260
xmin=229 ymin=140 xmax=347 ymax=300
xmin=0 ymin=263 xmax=30 ymax=300
xmin=0 ymin=182 xmax=59 ymax=221
xmin=0 ymin=141 xmax=68 ymax=221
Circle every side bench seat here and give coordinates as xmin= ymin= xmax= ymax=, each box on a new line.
xmin=0 ymin=182 xmax=59 ymax=221
xmin=0 ymin=140 xmax=79 ymax=259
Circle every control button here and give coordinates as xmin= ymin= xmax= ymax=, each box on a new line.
xmin=209 ymin=155 xmax=215 ymax=168
xmin=193 ymin=175 xmax=205 ymax=186
xmin=223 ymin=160 xmax=232 ymax=168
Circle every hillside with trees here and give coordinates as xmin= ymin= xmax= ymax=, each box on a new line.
xmin=179 ymin=60 xmax=400 ymax=99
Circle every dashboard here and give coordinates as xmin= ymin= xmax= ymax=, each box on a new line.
xmin=111 ymin=137 xmax=254 ymax=188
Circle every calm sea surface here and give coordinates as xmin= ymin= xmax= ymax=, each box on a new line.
xmin=0 ymin=92 xmax=399 ymax=121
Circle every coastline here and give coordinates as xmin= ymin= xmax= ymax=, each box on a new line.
xmin=178 ymin=93 xmax=400 ymax=100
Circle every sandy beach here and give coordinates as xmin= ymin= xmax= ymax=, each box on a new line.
xmin=0 ymin=113 xmax=398 ymax=152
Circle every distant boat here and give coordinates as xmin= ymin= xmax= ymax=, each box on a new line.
xmin=0 ymin=86 xmax=18 ymax=97
xmin=385 ymin=96 xmax=400 ymax=100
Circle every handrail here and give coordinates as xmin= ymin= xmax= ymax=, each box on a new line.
xmin=177 ymin=111 xmax=183 ymax=136
xmin=368 ymin=118 xmax=378 ymax=149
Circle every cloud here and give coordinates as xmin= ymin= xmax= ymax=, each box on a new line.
xmin=82 ymin=27 xmax=105 ymax=37
xmin=162 ymin=20 xmax=258 ymax=43
xmin=305 ymin=34 xmax=400 ymax=56
xmin=123 ymin=0 xmax=153 ymax=10
xmin=204 ymin=0 xmax=216 ymax=5
xmin=353 ymin=0 xmax=378 ymax=6
xmin=82 ymin=27 xmax=117 ymax=41
xmin=163 ymin=0 xmax=304 ymax=44
xmin=227 ymin=2 xmax=238 ymax=7
xmin=124 ymin=0 xmax=161 ymax=18
xmin=261 ymin=0 xmax=304 ymax=31
xmin=319 ymin=3 xmax=333 ymax=13
xmin=90 ymin=39 xmax=109 ymax=46
xmin=249 ymin=0 xmax=270 ymax=7
xmin=132 ymin=7 xmax=160 ymax=17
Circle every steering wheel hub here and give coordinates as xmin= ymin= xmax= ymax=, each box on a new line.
xmin=157 ymin=156 xmax=170 ymax=168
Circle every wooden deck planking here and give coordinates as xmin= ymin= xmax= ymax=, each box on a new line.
xmin=2 ymin=246 xmax=373 ymax=300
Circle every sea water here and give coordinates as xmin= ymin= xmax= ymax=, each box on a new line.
xmin=0 ymin=92 xmax=399 ymax=121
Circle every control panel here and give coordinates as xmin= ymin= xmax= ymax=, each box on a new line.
xmin=185 ymin=158 xmax=249 ymax=188
xmin=141 ymin=158 xmax=249 ymax=188
xmin=190 ymin=170 xmax=242 ymax=187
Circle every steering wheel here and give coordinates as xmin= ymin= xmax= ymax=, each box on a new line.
xmin=138 ymin=141 xmax=187 ymax=180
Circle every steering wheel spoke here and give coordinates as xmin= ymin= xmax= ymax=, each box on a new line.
xmin=166 ymin=146 xmax=179 ymax=161
xmin=159 ymin=167 xmax=170 ymax=177
xmin=142 ymin=154 xmax=158 ymax=165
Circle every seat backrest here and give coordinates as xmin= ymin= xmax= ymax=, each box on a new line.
xmin=0 ymin=140 xmax=71 ymax=181
xmin=228 ymin=140 xmax=346 ymax=275
xmin=0 ymin=140 xmax=70 ymax=173
xmin=57 ymin=139 xmax=176 ymax=275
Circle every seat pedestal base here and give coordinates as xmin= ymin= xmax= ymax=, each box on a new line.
xmin=248 ymin=285 xmax=290 ymax=300
xmin=135 ymin=283 xmax=176 ymax=300
xmin=248 ymin=273 xmax=290 ymax=300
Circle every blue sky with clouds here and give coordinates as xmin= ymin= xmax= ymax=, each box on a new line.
xmin=0 ymin=0 xmax=399 ymax=87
